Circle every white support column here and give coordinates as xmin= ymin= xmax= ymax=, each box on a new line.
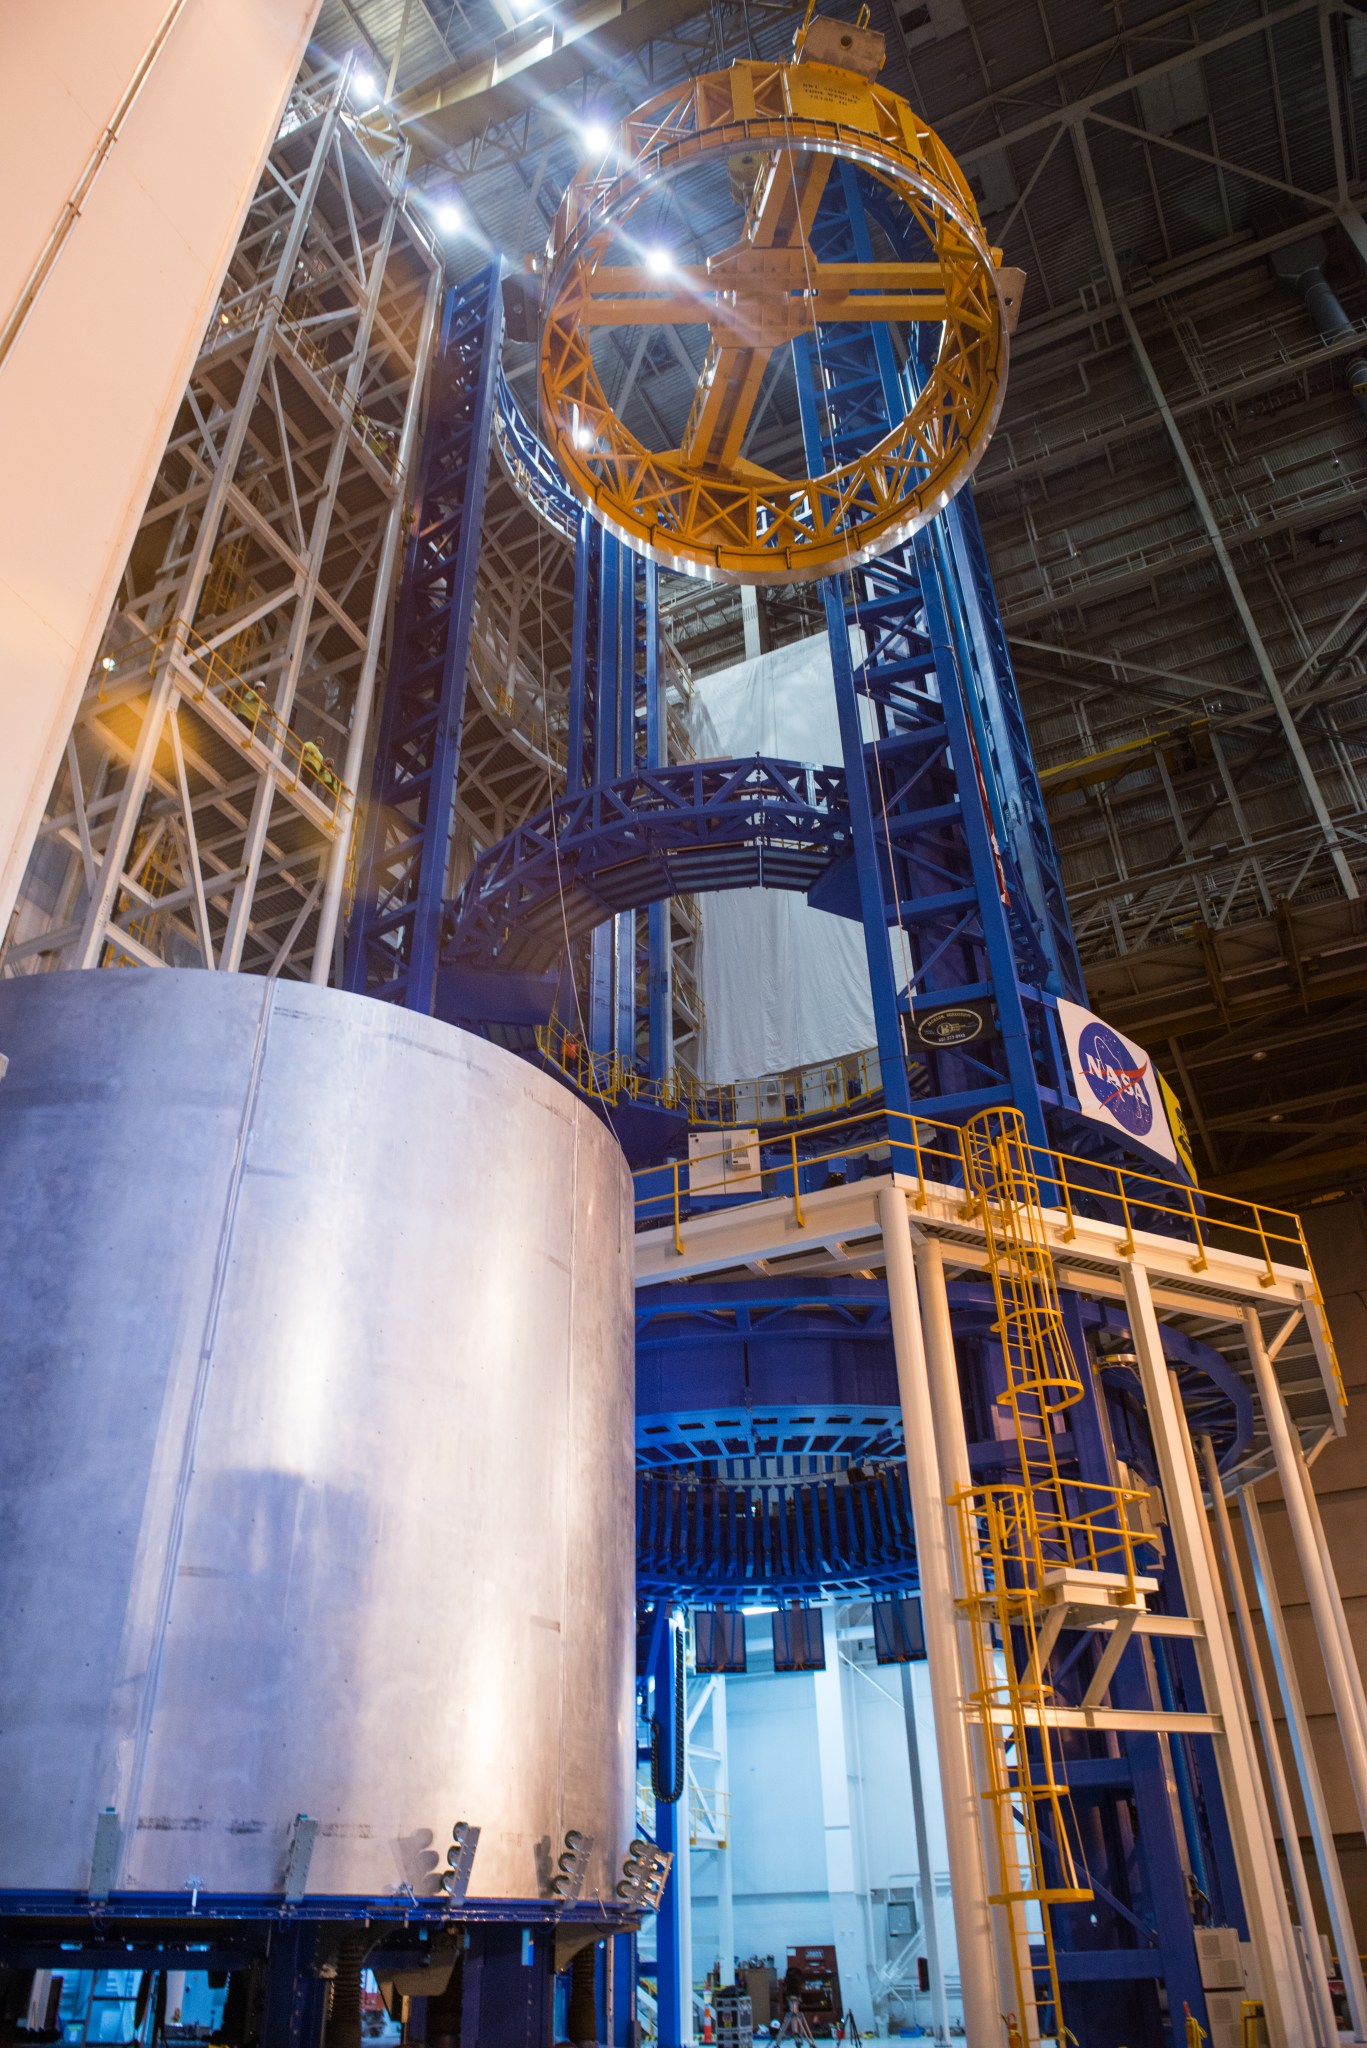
xmin=1199 ymin=1436 xmax=1338 ymax=2048
xmin=1295 ymin=1421 xmax=1367 ymax=1755
xmin=1243 ymin=1306 xmax=1367 ymax=1842
xmin=913 ymin=1229 xmax=1034 ymax=2021
xmin=878 ymin=1188 xmax=1004 ymax=2046
xmin=898 ymin=1661 xmax=950 ymax=2044
xmin=1241 ymin=1486 xmax=1367 ymax=2042
xmin=713 ymin=1675 xmax=736 ymax=1991
xmin=1123 ymin=1262 xmax=1314 ymax=2047
xmin=812 ymin=1616 xmax=876 ymax=2033
xmin=740 ymin=587 xmax=764 ymax=660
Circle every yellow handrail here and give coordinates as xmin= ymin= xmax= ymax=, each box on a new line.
xmin=90 ymin=622 xmax=354 ymax=826
xmin=633 ymin=1100 xmax=1316 ymax=1288
xmin=538 ymin=1012 xmax=881 ymax=1128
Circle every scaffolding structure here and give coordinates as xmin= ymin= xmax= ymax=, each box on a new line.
xmin=1 ymin=69 xmax=441 ymax=986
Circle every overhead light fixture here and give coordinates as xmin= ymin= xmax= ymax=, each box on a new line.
xmin=100 ymin=656 xmax=117 ymax=671
xmin=645 ymin=246 xmax=671 ymax=275
xmin=573 ymin=423 xmax=592 ymax=449
xmin=435 ymin=202 xmax=464 ymax=234
xmin=582 ymin=122 xmax=610 ymax=155
xmin=352 ymin=66 xmax=380 ymax=103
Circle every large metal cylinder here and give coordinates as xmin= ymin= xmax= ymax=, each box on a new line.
xmin=0 ymin=971 xmax=635 ymax=1906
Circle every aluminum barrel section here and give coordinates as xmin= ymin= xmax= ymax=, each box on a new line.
xmin=0 ymin=971 xmax=635 ymax=1905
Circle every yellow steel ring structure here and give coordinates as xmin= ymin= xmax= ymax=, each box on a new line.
xmin=537 ymin=56 xmax=1014 ymax=585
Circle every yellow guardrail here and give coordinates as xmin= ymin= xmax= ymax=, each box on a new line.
xmin=537 ymin=1013 xmax=881 ymax=1127
xmin=210 ymin=288 xmax=404 ymax=482
xmin=93 ymin=623 xmax=353 ymax=827
xmin=633 ymin=1102 xmax=1330 ymax=1314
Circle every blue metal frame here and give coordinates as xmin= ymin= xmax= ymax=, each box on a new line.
xmin=344 ymin=264 xmax=504 ymax=1011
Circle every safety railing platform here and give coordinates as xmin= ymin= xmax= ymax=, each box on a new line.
xmin=632 ymin=1108 xmax=1345 ymax=1488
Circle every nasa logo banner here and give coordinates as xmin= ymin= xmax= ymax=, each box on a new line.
xmin=1055 ymin=998 xmax=1178 ymax=1168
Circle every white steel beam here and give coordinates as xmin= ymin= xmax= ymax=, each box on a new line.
xmin=877 ymin=1188 xmax=1004 ymax=2046
xmin=1243 ymin=1307 xmax=1367 ymax=1837
xmin=1240 ymin=1485 xmax=1367 ymax=2041
xmin=1123 ymin=1262 xmax=1314 ymax=2047
xmin=1199 ymin=1436 xmax=1338 ymax=2048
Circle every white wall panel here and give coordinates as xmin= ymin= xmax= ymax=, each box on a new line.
xmin=0 ymin=0 xmax=321 ymax=928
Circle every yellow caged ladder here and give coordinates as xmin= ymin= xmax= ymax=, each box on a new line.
xmin=952 ymin=1107 xmax=1160 ymax=2046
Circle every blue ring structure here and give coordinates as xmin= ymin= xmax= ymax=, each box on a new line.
xmin=442 ymin=756 xmax=851 ymax=974
xmin=633 ymin=1279 xmax=1253 ymax=1604
xmin=493 ymin=362 xmax=578 ymax=541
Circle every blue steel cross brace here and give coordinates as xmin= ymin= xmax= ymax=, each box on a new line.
xmin=344 ymin=264 xmax=504 ymax=1012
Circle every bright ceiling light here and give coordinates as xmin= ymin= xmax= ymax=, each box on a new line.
xmin=573 ymin=423 xmax=592 ymax=449
xmin=435 ymin=202 xmax=464 ymax=234
xmin=645 ymin=246 xmax=671 ymax=275
xmin=583 ymin=122 xmax=610 ymax=155
xmin=353 ymin=66 xmax=380 ymax=103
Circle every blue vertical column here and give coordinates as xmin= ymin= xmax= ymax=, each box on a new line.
xmin=804 ymin=165 xmax=1070 ymax=1142
xmin=567 ymin=509 xmax=598 ymax=796
xmin=590 ymin=533 xmax=622 ymax=1051
xmin=610 ymin=1932 xmax=638 ymax=2046
xmin=644 ymin=562 xmax=672 ymax=1077
xmin=909 ymin=523 xmax=1051 ymax=1142
xmin=615 ymin=550 xmax=639 ymax=1059
xmin=260 ymin=1925 xmax=327 ymax=2048
xmin=647 ymin=1606 xmax=686 ymax=2045
xmin=344 ymin=263 xmax=504 ymax=1011
xmin=462 ymin=1927 xmax=554 ymax=2047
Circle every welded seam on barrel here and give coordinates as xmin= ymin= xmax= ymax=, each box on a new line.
xmin=115 ymin=979 xmax=278 ymax=1888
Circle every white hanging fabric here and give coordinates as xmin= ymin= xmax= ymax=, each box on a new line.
xmin=687 ymin=634 xmax=876 ymax=1084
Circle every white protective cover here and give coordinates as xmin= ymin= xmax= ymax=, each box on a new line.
xmin=690 ymin=634 xmax=876 ymax=1082
xmin=0 ymin=0 xmax=322 ymax=930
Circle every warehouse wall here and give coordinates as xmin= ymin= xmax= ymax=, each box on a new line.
xmin=0 ymin=0 xmax=322 ymax=932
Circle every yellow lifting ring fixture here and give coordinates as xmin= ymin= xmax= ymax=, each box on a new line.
xmin=536 ymin=50 xmax=1023 ymax=586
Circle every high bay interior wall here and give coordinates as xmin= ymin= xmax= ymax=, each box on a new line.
xmin=1 ymin=24 xmax=1367 ymax=2048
